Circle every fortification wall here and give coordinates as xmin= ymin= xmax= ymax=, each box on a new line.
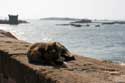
xmin=0 ymin=30 xmax=125 ymax=83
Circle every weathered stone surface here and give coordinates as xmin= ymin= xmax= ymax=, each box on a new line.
xmin=0 ymin=29 xmax=125 ymax=83
xmin=0 ymin=30 xmax=17 ymax=39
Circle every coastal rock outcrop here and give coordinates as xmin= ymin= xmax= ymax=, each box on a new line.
xmin=71 ymin=19 xmax=92 ymax=23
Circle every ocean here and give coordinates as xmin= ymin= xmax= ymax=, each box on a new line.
xmin=0 ymin=19 xmax=125 ymax=63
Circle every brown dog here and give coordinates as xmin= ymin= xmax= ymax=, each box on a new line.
xmin=27 ymin=42 xmax=75 ymax=66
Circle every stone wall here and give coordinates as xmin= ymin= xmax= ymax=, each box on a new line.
xmin=0 ymin=30 xmax=125 ymax=83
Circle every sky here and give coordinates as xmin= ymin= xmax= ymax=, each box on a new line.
xmin=0 ymin=0 xmax=125 ymax=20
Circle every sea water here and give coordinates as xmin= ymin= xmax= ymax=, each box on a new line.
xmin=0 ymin=19 xmax=125 ymax=63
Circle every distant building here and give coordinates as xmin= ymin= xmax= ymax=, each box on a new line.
xmin=8 ymin=14 xmax=18 ymax=24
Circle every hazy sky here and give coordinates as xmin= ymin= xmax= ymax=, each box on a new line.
xmin=0 ymin=0 xmax=125 ymax=20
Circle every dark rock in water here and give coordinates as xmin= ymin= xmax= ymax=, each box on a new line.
xmin=102 ymin=22 xmax=115 ymax=25
xmin=95 ymin=25 xmax=100 ymax=27
xmin=86 ymin=24 xmax=90 ymax=27
xmin=114 ymin=21 xmax=125 ymax=24
xmin=0 ymin=19 xmax=28 ymax=25
xmin=18 ymin=20 xmax=28 ymax=24
xmin=102 ymin=21 xmax=125 ymax=25
xmin=70 ymin=23 xmax=82 ymax=27
xmin=0 ymin=20 xmax=9 ymax=24
xmin=56 ymin=23 xmax=82 ymax=27
xmin=56 ymin=24 xmax=71 ymax=26
xmin=71 ymin=19 xmax=92 ymax=23
xmin=40 ymin=17 xmax=80 ymax=21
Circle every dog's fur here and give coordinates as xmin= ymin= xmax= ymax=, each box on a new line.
xmin=27 ymin=42 xmax=75 ymax=66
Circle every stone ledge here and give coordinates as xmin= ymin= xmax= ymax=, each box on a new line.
xmin=0 ymin=30 xmax=125 ymax=83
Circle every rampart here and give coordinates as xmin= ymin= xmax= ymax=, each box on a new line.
xmin=0 ymin=30 xmax=125 ymax=83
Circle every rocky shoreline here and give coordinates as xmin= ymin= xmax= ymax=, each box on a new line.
xmin=0 ymin=19 xmax=28 ymax=25
xmin=0 ymin=29 xmax=125 ymax=83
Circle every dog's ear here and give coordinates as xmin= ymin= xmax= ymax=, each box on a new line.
xmin=53 ymin=42 xmax=62 ymax=47
xmin=53 ymin=42 xmax=57 ymax=46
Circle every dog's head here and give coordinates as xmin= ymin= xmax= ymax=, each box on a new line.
xmin=45 ymin=42 xmax=74 ymax=63
xmin=53 ymin=42 xmax=75 ymax=61
xmin=43 ymin=42 xmax=65 ymax=65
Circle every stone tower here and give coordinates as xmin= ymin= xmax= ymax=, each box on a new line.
xmin=8 ymin=15 xmax=18 ymax=24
